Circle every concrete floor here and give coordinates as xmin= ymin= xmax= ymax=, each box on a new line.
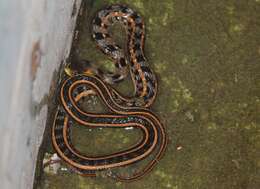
xmin=36 ymin=0 xmax=260 ymax=188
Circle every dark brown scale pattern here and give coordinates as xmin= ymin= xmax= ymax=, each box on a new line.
xmin=92 ymin=4 xmax=157 ymax=106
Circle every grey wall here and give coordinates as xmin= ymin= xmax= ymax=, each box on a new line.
xmin=0 ymin=0 xmax=81 ymax=188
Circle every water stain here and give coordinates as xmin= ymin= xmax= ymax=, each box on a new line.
xmin=31 ymin=40 xmax=42 ymax=81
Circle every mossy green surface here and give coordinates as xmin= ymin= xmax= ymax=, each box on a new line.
xmin=36 ymin=0 xmax=260 ymax=188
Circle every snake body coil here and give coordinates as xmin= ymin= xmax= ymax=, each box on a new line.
xmin=52 ymin=4 xmax=167 ymax=181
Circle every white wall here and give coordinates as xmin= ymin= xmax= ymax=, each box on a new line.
xmin=0 ymin=0 xmax=81 ymax=188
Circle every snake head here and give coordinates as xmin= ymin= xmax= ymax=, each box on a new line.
xmin=64 ymin=65 xmax=75 ymax=77
xmin=64 ymin=60 xmax=96 ymax=77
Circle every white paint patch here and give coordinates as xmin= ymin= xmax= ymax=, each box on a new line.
xmin=125 ymin=127 xmax=134 ymax=130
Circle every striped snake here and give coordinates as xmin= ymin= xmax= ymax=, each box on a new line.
xmin=52 ymin=4 xmax=167 ymax=181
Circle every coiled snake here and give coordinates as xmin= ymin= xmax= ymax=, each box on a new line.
xmin=52 ymin=4 xmax=167 ymax=181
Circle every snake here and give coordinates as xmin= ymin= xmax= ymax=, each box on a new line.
xmin=52 ymin=4 xmax=167 ymax=181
